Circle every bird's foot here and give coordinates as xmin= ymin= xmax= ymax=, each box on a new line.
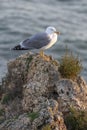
xmin=39 ymin=50 xmax=50 ymax=61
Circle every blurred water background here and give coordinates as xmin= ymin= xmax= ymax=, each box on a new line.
xmin=0 ymin=0 xmax=87 ymax=82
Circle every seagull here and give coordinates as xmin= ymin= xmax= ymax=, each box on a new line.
xmin=12 ymin=26 xmax=60 ymax=56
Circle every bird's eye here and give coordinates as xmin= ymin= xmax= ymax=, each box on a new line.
xmin=51 ymin=28 xmax=53 ymax=31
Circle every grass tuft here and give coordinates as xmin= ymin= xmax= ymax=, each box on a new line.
xmin=0 ymin=109 xmax=5 ymax=116
xmin=26 ymin=55 xmax=33 ymax=71
xmin=59 ymin=49 xmax=82 ymax=80
xmin=27 ymin=112 xmax=39 ymax=121
xmin=1 ymin=93 xmax=13 ymax=104
xmin=65 ymin=107 xmax=87 ymax=130
xmin=42 ymin=124 xmax=51 ymax=130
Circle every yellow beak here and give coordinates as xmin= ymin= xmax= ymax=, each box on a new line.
xmin=55 ymin=31 xmax=60 ymax=35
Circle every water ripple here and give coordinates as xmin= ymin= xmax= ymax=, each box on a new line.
xmin=0 ymin=0 xmax=87 ymax=81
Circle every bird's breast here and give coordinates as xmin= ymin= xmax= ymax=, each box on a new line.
xmin=41 ymin=34 xmax=57 ymax=50
xmin=51 ymin=33 xmax=57 ymax=44
xmin=47 ymin=33 xmax=57 ymax=47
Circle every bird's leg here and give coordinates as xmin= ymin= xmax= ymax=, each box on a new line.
xmin=39 ymin=50 xmax=50 ymax=61
xmin=39 ymin=50 xmax=44 ymax=57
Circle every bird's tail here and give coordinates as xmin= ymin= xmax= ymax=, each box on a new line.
xmin=12 ymin=45 xmax=28 ymax=50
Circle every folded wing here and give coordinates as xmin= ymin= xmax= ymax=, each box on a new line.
xmin=21 ymin=32 xmax=51 ymax=49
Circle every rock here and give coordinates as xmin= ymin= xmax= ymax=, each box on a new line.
xmin=0 ymin=52 xmax=87 ymax=130
xmin=55 ymin=78 xmax=87 ymax=113
xmin=0 ymin=113 xmax=31 ymax=130
xmin=31 ymin=99 xmax=66 ymax=130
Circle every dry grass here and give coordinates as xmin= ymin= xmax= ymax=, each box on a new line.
xmin=65 ymin=107 xmax=87 ymax=130
xmin=59 ymin=49 xmax=82 ymax=80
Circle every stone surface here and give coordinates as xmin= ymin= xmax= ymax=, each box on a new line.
xmin=55 ymin=77 xmax=87 ymax=113
xmin=0 ymin=52 xmax=87 ymax=130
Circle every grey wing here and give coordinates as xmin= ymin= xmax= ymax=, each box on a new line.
xmin=21 ymin=33 xmax=51 ymax=49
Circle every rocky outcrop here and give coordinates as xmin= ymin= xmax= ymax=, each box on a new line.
xmin=0 ymin=52 xmax=87 ymax=130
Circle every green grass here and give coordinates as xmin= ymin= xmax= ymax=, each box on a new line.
xmin=59 ymin=50 xmax=82 ymax=80
xmin=1 ymin=93 xmax=12 ymax=104
xmin=65 ymin=107 xmax=87 ymax=130
xmin=26 ymin=55 xmax=33 ymax=71
xmin=14 ymin=115 xmax=19 ymax=120
xmin=27 ymin=112 xmax=39 ymax=121
xmin=0 ymin=109 xmax=4 ymax=116
xmin=42 ymin=124 xmax=51 ymax=130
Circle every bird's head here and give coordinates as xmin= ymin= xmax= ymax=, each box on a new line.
xmin=45 ymin=26 xmax=60 ymax=35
